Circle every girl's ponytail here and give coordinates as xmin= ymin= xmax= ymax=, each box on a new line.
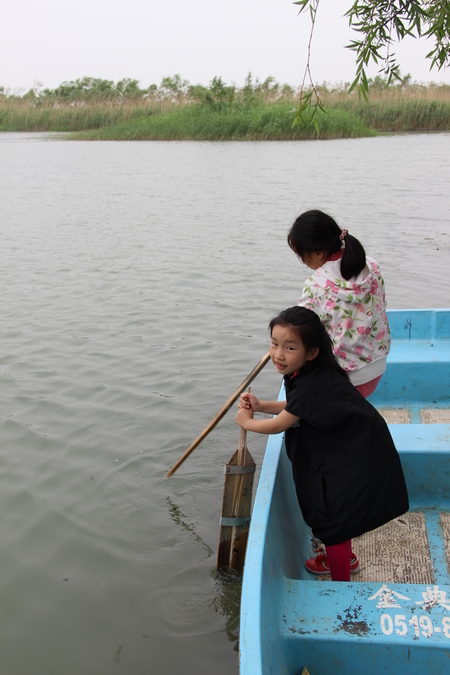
xmin=288 ymin=209 xmax=366 ymax=280
xmin=340 ymin=232 xmax=367 ymax=281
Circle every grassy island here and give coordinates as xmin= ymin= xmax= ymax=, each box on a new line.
xmin=1 ymin=74 xmax=449 ymax=140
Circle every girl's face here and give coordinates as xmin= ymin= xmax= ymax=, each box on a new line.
xmin=270 ymin=325 xmax=318 ymax=376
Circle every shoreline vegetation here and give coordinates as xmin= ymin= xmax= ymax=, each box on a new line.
xmin=1 ymin=74 xmax=449 ymax=141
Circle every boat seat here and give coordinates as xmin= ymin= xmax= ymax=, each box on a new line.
xmin=370 ymin=309 xmax=450 ymax=406
xmin=370 ymin=340 xmax=450 ymax=405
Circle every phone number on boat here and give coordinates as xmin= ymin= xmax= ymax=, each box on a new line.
xmin=380 ymin=614 xmax=450 ymax=638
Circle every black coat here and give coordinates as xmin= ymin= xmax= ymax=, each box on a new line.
xmin=284 ymin=361 xmax=409 ymax=546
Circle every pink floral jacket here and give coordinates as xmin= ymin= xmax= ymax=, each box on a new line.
xmin=299 ymin=256 xmax=391 ymax=385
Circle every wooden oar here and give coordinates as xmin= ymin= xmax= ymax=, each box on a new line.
xmin=167 ymin=352 xmax=270 ymax=477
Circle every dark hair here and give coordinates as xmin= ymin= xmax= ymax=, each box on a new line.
xmin=287 ymin=209 xmax=366 ymax=280
xmin=269 ymin=306 xmax=349 ymax=379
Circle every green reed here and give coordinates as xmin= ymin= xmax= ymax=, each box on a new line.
xmin=68 ymin=104 xmax=375 ymax=141
xmin=1 ymin=84 xmax=449 ymax=139
xmin=0 ymin=99 xmax=169 ymax=132
xmin=353 ymin=99 xmax=450 ymax=132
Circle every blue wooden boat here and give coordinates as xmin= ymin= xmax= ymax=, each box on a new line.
xmin=240 ymin=309 xmax=450 ymax=674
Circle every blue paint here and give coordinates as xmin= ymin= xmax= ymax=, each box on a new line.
xmin=240 ymin=309 xmax=450 ymax=674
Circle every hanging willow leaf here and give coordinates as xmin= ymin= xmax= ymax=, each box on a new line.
xmin=296 ymin=0 xmax=450 ymax=133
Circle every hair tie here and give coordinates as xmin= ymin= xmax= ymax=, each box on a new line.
xmin=339 ymin=229 xmax=348 ymax=241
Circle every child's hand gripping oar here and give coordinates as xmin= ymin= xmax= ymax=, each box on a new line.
xmin=167 ymin=352 xmax=270 ymax=477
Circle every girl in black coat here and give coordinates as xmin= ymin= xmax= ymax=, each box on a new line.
xmin=235 ymin=306 xmax=409 ymax=581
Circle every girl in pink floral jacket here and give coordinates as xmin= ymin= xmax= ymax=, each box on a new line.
xmin=287 ymin=209 xmax=391 ymax=398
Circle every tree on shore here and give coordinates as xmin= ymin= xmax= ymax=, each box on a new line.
xmin=295 ymin=0 xmax=450 ymax=130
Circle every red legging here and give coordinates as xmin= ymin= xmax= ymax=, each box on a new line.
xmin=355 ymin=374 xmax=382 ymax=398
xmin=325 ymin=540 xmax=352 ymax=581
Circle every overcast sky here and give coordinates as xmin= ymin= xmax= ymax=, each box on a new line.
xmin=2 ymin=0 xmax=449 ymax=93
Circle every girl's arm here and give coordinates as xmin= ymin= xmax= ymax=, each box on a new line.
xmin=258 ymin=400 xmax=287 ymax=415
xmin=299 ymin=279 xmax=332 ymax=331
xmin=239 ymin=392 xmax=286 ymax=416
xmin=235 ymin=406 xmax=299 ymax=436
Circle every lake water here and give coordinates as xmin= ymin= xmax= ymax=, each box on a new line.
xmin=0 ymin=132 xmax=449 ymax=675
